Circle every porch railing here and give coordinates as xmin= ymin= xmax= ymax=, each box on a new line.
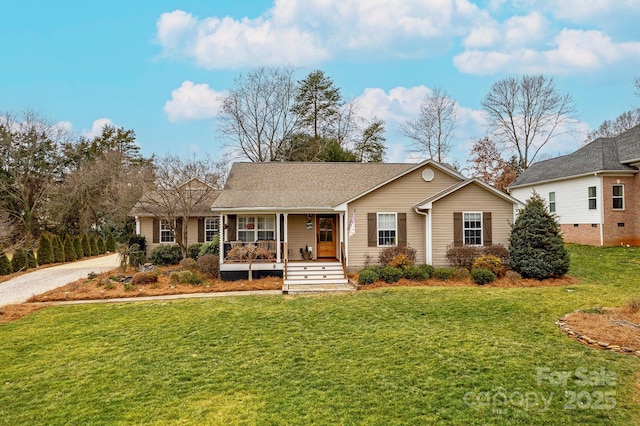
xmin=283 ymin=241 xmax=288 ymax=280
xmin=223 ymin=240 xmax=278 ymax=263
xmin=340 ymin=242 xmax=347 ymax=278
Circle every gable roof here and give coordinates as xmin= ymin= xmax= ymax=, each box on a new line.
xmin=129 ymin=178 xmax=221 ymax=217
xmin=510 ymin=123 xmax=640 ymax=188
xmin=415 ymin=178 xmax=523 ymax=209
xmin=212 ymin=160 xmax=464 ymax=210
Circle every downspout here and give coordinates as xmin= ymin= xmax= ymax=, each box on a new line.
xmin=414 ymin=208 xmax=431 ymax=265
xmin=598 ymin=173 xmax=604 ymax=246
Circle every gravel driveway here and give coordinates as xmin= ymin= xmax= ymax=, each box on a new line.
xmin=0 ymin=254 xmax=119 ymax=306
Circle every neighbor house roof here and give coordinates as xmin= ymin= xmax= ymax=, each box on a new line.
xmin=129 ymin=178 xmax=221 ymax=217
xmin=510 ymin=123 xmax=640 ymax=188
xmin=212 ymin=161 xmax=462 ymax=210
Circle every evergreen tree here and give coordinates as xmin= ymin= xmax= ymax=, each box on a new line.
xmin=74 ymin=236 xmax=84 ymax=259
xmin=90 ymin=235 xmax=99 ymax=256
xmin=509 ymin=193 xmax=570 ymax=279
xmin=105 ymin=233 xmax=116 ymax=252
xmin=63 ymin=234 xmax=77 ymax=262
xmin=52 ymin=235 xmax=65 ymax=263
xmin=97 ymin=236 xmax=106 ymax=254
xmin=26 ymin=249 xmax=37 ymax=269
xmin=0 ymin=252 xmax=12 ymax=275
xmin=37 ymin=233 xmax=54 ymax=265
xmin=82 ymin=234 xmax=91 ymax=257
xmin=11 ymin=248 xmax=28 ymax=272
xmin=293 ymin=70 xmax=342 ymax=140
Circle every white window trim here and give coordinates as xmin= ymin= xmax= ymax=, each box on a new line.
xmin=160 ymin=219 xmax=175 ymax=243
xmin=549 ymin=192 xmax=556 ymax=213
xmin=205 ymin=217 xmax=219 ymax=242
xmin=612 ymin=184 xmax=624 ymax=210
xmin=463 ymin=212 xmax=483 ymax=247
xmin=237 ymin=215 xmax=276 ymax=242
xmin=377 ymin=212 xmax=397 ymax=247
xmin=588 ymin=186 xmax=597 ymax=210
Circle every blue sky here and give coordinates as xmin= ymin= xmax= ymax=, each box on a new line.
xmin=1 ymin=0 xmax=639 ymax=166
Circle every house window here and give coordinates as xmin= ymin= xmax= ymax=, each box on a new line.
xmin=160 ymin=219 xmax=175 ymax=243
xmin=205 ymin=218 xmax=219 ymax=242
xmin=588 ymin=186 xmax=597 ymax=210
xmin=463 ymin=212 xmax=482 ymax=246
xmin=377 ymin=213 xmax=397 ymax=246
xmin=237 ymin=216 xmax=275 ymax=242
xmin=612 ymin=185 xmax=624 ymax=210
xmin=549 ymin=192 xmax=556 ymax=213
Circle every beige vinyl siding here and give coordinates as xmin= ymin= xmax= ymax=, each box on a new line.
xmin=139 ymin=216 xmax=204 ymax=256
xmin=347 ymin=166 xmax=461 ymax=268
xmin=431 ymin=184 xmax=514 ymax=266
xmin=287 ymin=214 xmax=316 ymax=260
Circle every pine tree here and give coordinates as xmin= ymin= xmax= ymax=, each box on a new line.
xmin=37 ymin=233 xmax=54 ymax=265
xmin=105 ymin=233 xmax=116 ymax=252
xmin=0 ymin=252 xmax=12 ymax=275
xmin=63 ymin=234 xmax=77 ymax=262
xmin=27 ymin=249 xmax=37 ymax=269
xmin=11 ymin=248 xmax=28 ymax=272
xmin=82 ymin=234 xmax=91 ymax=257
xmin=90 ymin=235 xmax=99 ymax=256
xmin=97 ymin=236 xmax=106 ymax=254
xmin=53 ymin=235 xmax=65 ymax=263
xmin=509 ymin=192 xmax=570 ymax=279
xmin=74 ymin=236 xmax=84 ymax=259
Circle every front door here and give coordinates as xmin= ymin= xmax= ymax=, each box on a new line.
xmin=316 ymin=215 xmax=337 ymax=258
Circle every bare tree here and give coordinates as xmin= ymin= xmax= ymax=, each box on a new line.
xmin=481 ymin=74 xmax=576 ymax=170
xmin=135 ymin=154 xmax=224 ymax=258
xmin=585 ymin=108 xmax=640 ymax=142
xmin=219 ymin=66 xmax=299 ymax=162
xmin=635 ymin=77 xmax=640 ymax=97
xmin=398 ymin=87 xmax=457 ymax=162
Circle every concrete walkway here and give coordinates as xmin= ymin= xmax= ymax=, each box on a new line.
xmin=0 ymin=254 xmax=119 ymax=307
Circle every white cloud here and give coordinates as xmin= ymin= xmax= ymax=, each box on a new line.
xmin=529 ymin=0 xmax=640 ymax=23
xmin=82 ymin=118 xmax=114 ymax=138
xmin=164 ymin=81 xmax=226 ymax=122
xmin=53 ymin=120 xmax=73 ymax=134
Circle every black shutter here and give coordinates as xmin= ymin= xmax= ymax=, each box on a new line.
xmin=175 ymin=218 xmax=183 ymax=244
xmin=198 ymin=218 xmax=205 ymax=242
xmin=152 ymin=219 xmax=159 ymax=243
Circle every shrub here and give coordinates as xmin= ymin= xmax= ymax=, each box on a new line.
xmin=452 ymin=267 xmax=470 ymax=280
xmin=225 ymin=245 xmax=274 ymax=262
xmin=379 ymin=266 xmax=402 ymax=283
xmin=128 ymin=234 xmax=146 ymax=255
xmin=198 ymin=236 xmax=220 ymax=257
xmin=402 ymin=265 xmax=428 ymax=281
xmin=105 ymin=233 xmax=117 ymax=252
xmin=97 ymin=237 xmax=107 ymax=254
xmin=128 ymin=243 xmax=146 ymax=267
xmin=471 ymin=268 xmax=496 ymax=285
xmin=180 ymin=258 xmax=198 ymax=271
xmin=150 ymin=244 xmax=182 ymax=266
xmin=0 ymin=252 xmax=12 ymax=275
xmin=358 ymin=268 xmax=379 ymax=285
xmin=197 ymin=254 xmax=220 ymax=277
xmin=170 ymin=270 xmax=203 ymax=285
xmin=27 ymin=249 xmax=37 ymax=269
xmin=53 ymin=234 xmax=65 ymax=263
xmin=90 ymin=236 xmax=99 ymax=256
xmin=432 ymin=267 xmax=454 ymax=281
xmin=378 ymin=244 xmax=417 ymax=267
xmin=63 ymin=235 xmax=77 ymax=262
xmin=510 ymin=193 xmax=570 ymax=280
xmin=123 ymin=282 xmax=137 ymax=291
xmin=73 ymin=236 xmax=84 ymax=259
xmin=389 ymin=253 xmax=413 ymax=270
xmin=446 ymin=245 xmax=482 ymax=269
xmin=188 ymin=243 xmax=203 ymax=260
xmin=37 ymin=234 xmax=54 ymax=265
xmin=82 ymin=234 xmax=91 ymax=258
xmin=131 ymin=271 xmax=158 ymax=285
xmin=505 ymin=270 xmax=522 ymax=283
xmin=11 ymin=248 xmax=28 ymax=272
xmin=483 ymin=244 xmax=510 ymax=266
xmin=417 ymin=264 xmax=435 ymax=278
xmin=472 ymin=255 xmax=505 ymax=278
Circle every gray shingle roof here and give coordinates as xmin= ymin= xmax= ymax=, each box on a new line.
xmin=510 ymin=123 xmax=640 ymax=187
xmin=212 ymin=162 xmax=421 ymax=209
xmin=130 ymin=190 xmax=221 ymax=217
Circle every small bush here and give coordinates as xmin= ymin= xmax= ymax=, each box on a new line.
xmin=27 ymin=249 xmax=37 ymax=269
xmin=505 ymin=270 xmax=522 ymax=283
xmin=483 ymin=244 xmax=510 ymax=265
xmin=402 ymin=265 xmax=428 ymax=281
xmin=37 ymin=234 xmax=54 ymax=265
xmin=188 ymin=243 xmax=203 ymax=260
xmin=53 ymin=235 xmax=65 ymax=263
xmin=378 ymin=244 xmax=417 ymax=267
xmin=358 ymin=268 xmax=379 ymax=285
xmin=180 ymin=258 xmax=198 ymax=271
xmin=131 ymin=271 xmax=159 ymax=285
xmin=199 ymin=236 xmax=220 ymax=257
xmin=471 ymin=268 xmax=496 ymax=285
xmin=150 ymin=244 xmax=182 ymax=266
xmin=472 ymin=255 xmax=505 ymax=278
xmin=123 ymin=282 xmax=137 ymax=291
xmin=379 ymin=266 xmax=402 ymax=283
xmin=170 ymin=270 xmax=203 ymax=285
xmin=417 ymin=264 xmax=435 ymax=278
xmin=97 ymin=237 xmax=107 ymax=254
xmin=452 ymin=267 xmax=470 ymax=280
xmin=11 ymin=248 xmax=28 ymax=272
xmin=0 ymin=252 xmax=12 ymax=275
xmin=432 ymin=267 xmax=454 ymax=281
xmin=73 ymin=236 xmax=84 ymax=259
xmin=105 ymin=233 xmax=117 ymax=252
xmin=90 ymin=236 xmax=99 ymax=256
xmin=104 ymin=281 xmax=116 ymax=290
xmin=389 ymin=253 xmax=413 ymax=270
xmin=63 ymin=235 xmax=76 ymax=262
xmin=446 ymin=245 xmax=482 ymax=269
xmin=128 ymin=234 xmax=146 ymax=255
xmin=197 ymin=254 xmax=220 ymax=277
xmin=81 ymin=234 xmax=91 ymax=258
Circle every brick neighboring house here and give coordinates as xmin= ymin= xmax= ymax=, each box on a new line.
xmin=509 ymin=124 xmax=640 ymax=246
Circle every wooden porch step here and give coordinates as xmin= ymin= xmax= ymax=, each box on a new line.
xmin=284 ymin=278 xmax=349 ymax=286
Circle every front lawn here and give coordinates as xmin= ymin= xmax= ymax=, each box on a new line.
xmin=0 ymin=245 xmax=639 ymax=424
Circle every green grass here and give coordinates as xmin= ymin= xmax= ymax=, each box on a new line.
xmin=1 ymin=244 xmax=639 ymax=424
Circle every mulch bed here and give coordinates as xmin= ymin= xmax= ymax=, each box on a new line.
xmin=355 ymin=275 xmax=578 ymax=289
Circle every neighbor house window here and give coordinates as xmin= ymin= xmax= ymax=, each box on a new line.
xmin=160 ymin=219 xmax=175 ymax=243
xmin=549 ymin=192 xmax=556 ymax=213
xmin=205 ymin=217 xmax=219 ymax=241
xmin=377 ymin=213 xmax=397 ymax=246
xmin=463 ymin=212 xmax=482 ymax=246
xmin=237 ymin=216 xmax=275 ymax=242
xmin=612 ymin=185 xmax=624 ymax=209
xmin=588 ymin=186 xmax=597 ymax=210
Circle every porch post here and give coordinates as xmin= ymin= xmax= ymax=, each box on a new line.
xmin=283 ymin=213 xmax=289 ymax=259
xmin=276 ymin=213 xmax=281 ymax=262
xmin=220 ymin=214 xmax=226 ymax=266
xmin=339 ymin=212 xmax=344 ymax=261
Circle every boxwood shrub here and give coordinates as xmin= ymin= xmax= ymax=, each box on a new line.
xmin=471 ymin=268 xmax=497 ymax=285
xmin=431 ymin=267 xmax=454 ymax=281
xmin=379 ymin=266 xmax=402 ymax=283
xmin=358 ymin=268 xmax=379 ymax=285
xmin=402 ymin=265 xmax=428 ymax=281
xmin=150 ymin=244 xmax=183 ymax=266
